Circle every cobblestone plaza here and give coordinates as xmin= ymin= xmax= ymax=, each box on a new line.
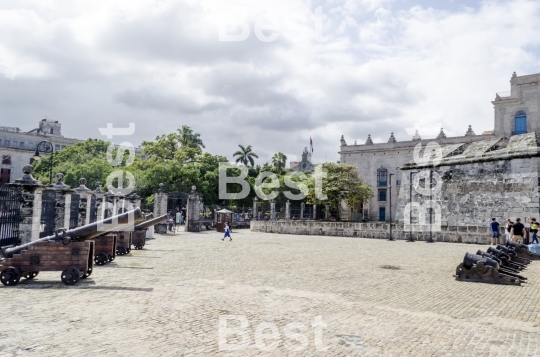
xmin=1 ymin=230 xmax=540 ymax=357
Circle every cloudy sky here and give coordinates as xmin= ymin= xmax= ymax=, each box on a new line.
xmin=1 ymin=0 xmax=540 ymax=164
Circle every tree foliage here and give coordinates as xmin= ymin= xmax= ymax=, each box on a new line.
xmin=233 ymin=145 xmax=259 ymax=167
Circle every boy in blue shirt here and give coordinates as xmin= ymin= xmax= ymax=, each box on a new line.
xmin=222 ymin=223 xmax=232 ymax=242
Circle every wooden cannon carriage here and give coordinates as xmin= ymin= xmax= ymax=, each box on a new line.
xmin=93 ymin=234 xmax=117 ymax=265
xmin=115 ymin=231 xmax=132 ymax=256
xmin=132 ymin=214 xmax=168 ymax=250
xmin=0 ymin=209 xmax=144 ymax=286
xmin=0 ymin=240 xmax=94 ymax=286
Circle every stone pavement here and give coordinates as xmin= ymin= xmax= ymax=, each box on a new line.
xmin=1 ymin=229 xmax=540 ymax=356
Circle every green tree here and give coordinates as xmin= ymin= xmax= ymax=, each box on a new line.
xmin=141 ymin=125 xmax=205 ymax=161
xmin=233 ymin=145 xmax=259 ymax=167
xmin=177 ymin=125 xmax=205 ymax=149
xmin=271 ymin=152 xmax=287 ymax=175
xmin=305 ymin=163 xmax=373 ymax=220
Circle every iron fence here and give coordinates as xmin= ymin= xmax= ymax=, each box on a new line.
xmin=40 ymin=190 xmax=56 ymax=238
xmin=0 ymin=185 xmax=21 ymax=248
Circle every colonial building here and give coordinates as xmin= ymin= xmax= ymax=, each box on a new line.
xmin=339 ymin=72 xmax=540 ymax=222
xmin=0 ymin=119 xmax=80 ymax=185
xmin=290 ymin=147 xmax=315 ymax=173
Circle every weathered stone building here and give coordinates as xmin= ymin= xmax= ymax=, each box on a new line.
xmin=339 ymin=72 xmax=540 ymax=222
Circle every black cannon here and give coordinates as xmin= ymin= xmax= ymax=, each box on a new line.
xmin=114 ymin=213 xmax=154 ymax=255
xmin=485 ymin=247 xmax=526 ymax=271
xmin=0 ymin=208 xmax=144 ymax=286
xmin=455 ymin=252 xmax=524 ymax=286
xmin=496 ymin=244 xmax=531 ymax=265
xmin=476 ymin=250 xmax=527 ymax=279
xmin=131 ymin=214 xmax=168 ymax=250
xmin=505 ymin=241 xmax=540 ymax=261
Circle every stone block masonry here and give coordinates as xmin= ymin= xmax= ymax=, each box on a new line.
xmin=250 ymin=220 xmax=497 ymax=244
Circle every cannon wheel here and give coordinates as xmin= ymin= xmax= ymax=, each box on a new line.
xmin=0 ymin=267 xmax=21 ymax=286
xmin=116 ymin=246 xmax=127 ymax=256
xmin=94 ymin=253 xmax=109 ymax=266
xmin=61 ymin=267 xmax=81 ymax=285
xmin=22 ymin=271 xmax=39 ymax=280
xmin=108 ymin=255 xmax=115 ymax=262
xmin=127 ymin=248 xmax=131 ymax=253
xmin=81 ymin=267 xmax=93 ymax=279
xmin=134 ymin=244 xmax=143 ymax=250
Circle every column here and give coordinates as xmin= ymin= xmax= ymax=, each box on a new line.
xmin=285 ymin=200 xmax=290 ymax=221
xmin=300 ymin=202 xmax=305 ymax=220
xmin=253 ymin=197 xmax=258 ymax=221
xmin=270 ymin=201 xmax=276 ymax=221
xmin=187 ymin=186 xmax=200 ymax=232
xmin=94 ymin=182 xmax=105 ymax=221
xmin=75 ymin=178 xmax=91 ymax=227
xmin=154 ymin=183 xmax=168 ymax=233
xmin=313 ymin=204 xmax=317 ymax=220
xmin=49 ymin=173 xmax=74 ymax=232
xmin=325 ymin=205 xmax=329 ymax=219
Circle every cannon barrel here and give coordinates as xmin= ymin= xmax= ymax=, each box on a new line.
xmin=463 ymin=253 xmax=500 ymax=270
xmin=134 ymin=214 xmax=167 ymax=231
xmin=476 ymin=250 xmax=502 ymax=264
xmin=2 ymin=208 xmax=144 ymax=259
xmin=487 ymin=247 xmax=510 ymax=260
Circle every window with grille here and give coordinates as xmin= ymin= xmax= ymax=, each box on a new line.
xmin=378 ymin=189 xmax=387 ymax=201
xmin=19 ymin=141 xmax=24 ymax=149
xmin=0 ymin=168 xmax=11 ymax=183
xmin=2 ymin=155 xmax=11 ymax=165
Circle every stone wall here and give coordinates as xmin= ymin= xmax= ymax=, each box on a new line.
xmin=250 ymin=220 xmax=496 ymax=244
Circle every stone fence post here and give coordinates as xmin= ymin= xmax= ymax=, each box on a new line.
xmin=49 ymin=173 xmax=76 ymax=232
xmin=75 ymin=178 xmax=91 ymax=227
xmin=313 ymin=204 xmax=317 ymax=220
xmin=300 ymin=202 xmax=305 ymax=220
xmin=187 ymin=186 xmax=200 ymax=232
xmin=285 ymin=200 xmax=290 ymax=221
xmin=270 ymin=201 xmax=276 ymax=221
xmin=154 ymin=183 xmax=168 ymax=233
xmin=94 ymin=182 xmax=105 ymax=221
xmin=253 ymin=197 xmax=258 ymax=221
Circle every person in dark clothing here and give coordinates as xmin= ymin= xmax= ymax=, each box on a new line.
xmin=510 ymin=218 xmax=525 ymax=243
xmin=490 ymin=218 xmax=500 ymax=245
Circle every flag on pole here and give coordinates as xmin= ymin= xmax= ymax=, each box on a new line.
xmin=310 ymin=137 xmax=313 ymax=153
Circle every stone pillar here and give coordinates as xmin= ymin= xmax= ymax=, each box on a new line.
xmin=154 ymin=183 xmax=168 ymax=234
xmin=187 ymin=186 xmax=200 ymax=232
xmin=128 ymin=191 xmax=141 ymax=211
xmin=270 ymin=201 xmax=276 ymax=221
xmin=49 ymin=173 xmax=75 ymax=232
xmin=313 ymin=204 xmax=317 ymax=220
xmin=94 ymin=181 xmax=105 ymax=221
xmin=285 ymin=200 xmax=290 ymax=221
xmin=7 ymin=165 xmax=46 ymax=244
xmin=300 ymin=202 xmax=305 ymax=220
xmin=325 ymin=205 xmax=330 ymax=219
xmin=75 ymin=178 xmax=91 ymax=227
xmin=253 ymin=198 xmax=258 ymax=221
xmin=104 ymin=189 xmax=115 ymax=219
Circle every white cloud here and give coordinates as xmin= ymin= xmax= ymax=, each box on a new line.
xmin=0 ymin=0 xmax=539 ymax=165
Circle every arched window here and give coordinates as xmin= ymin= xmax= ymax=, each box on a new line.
xmin=514 ymin=111 xmax=527 ymax=135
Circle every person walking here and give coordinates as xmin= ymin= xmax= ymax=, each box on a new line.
xmin=222 ymin=222 xmax=232 ymax=242
xmin=531 ymin=218 xmax=539 ymax=244
xmin=505 ymin=219 xmax=513 ymax=243
xmin=510 ymin=218 xmax=525 ymax=243
xmin=490 ymin=218 xmax=500 ymax=245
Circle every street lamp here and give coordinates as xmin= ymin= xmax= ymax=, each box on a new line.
xmin=388 ymin=167 xmax=402 ymax=241
xmin=426 ymin=169 xmax=435 ymax=243
xmin=33 ymin=141 xmax=54 ymax=184
xmin=388 ymin=172 xmax=395 ymax=241
xmin=407 ymin=170 xmax=420 ymax=242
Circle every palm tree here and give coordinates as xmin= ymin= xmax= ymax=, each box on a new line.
xmin=233 ymin=145 xmax=259 ymax=167
xmin=272 ymin=152 xmax=287 ymax=175
xmin=177 ymin=125 xmax=205 ymax=149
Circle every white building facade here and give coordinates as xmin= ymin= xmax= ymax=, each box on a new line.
xmin=339 ymin=72 xmax=540 ymax=222
xmin=0 ymin=119 xmax=80 ymax=184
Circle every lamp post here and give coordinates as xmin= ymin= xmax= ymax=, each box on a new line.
xmin=33 ymin=141 xmax=54 ymax=184
xmin=407 ymin=171 xmax=420 ymax=242
xmin=388 ymin=173 xmax=395 ymax=241
xmin=427 ymin=169 xmax=435 ymax=243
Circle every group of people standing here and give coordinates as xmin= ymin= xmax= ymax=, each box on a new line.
xmin=490 ymin=217 xmax=539 ymax=245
